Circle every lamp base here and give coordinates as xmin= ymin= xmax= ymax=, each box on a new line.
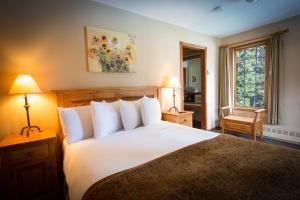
xmin=21 ymin=126 xmax=42 ymax=137
xmin=168 ymin=106 xmax=179 ymax=113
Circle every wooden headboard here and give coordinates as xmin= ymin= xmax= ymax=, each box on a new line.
xmin=54 ymin=86 xmax=161 ymax=145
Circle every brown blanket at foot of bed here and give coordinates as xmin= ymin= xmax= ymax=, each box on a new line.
xmin=83 ymin=134 xmax=300 ymax=200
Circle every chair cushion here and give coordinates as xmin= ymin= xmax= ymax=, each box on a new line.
xmin=224 ymin=115 xmax=256 ymax=124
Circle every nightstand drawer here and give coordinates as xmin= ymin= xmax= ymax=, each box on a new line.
xmin=179 ymin=120 xmax=192 ymax=126
xmin=162 ymin=111 xmax=194 ymax=127
xmin=9 ymin=143 xmax=49 ymax=164
xmin=180 ymin=121 xmax=192 ymax=127
xmin=177 ymin=115 xmax=192 ymax=124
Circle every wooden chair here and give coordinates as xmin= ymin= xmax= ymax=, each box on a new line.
xmin=219 ymin=106 xmax=265 ymax=141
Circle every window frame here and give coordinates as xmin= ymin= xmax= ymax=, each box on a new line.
xmin=231 ymin=40 xmax=270 ymax=110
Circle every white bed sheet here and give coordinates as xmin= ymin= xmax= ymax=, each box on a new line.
xmin=63 ymin=121 xmax=219 ymax=200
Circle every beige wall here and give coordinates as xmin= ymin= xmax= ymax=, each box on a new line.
xmin=0 ymin=0 xmax=220 ymax=137
xmin=221 ymin=15 xmax=300 ymax=131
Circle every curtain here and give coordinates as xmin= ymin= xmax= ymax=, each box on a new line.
xmin=267 ymin=33 xmax=283 ymax=124
xmin=218 ymin=47 xmax=231 ymax=113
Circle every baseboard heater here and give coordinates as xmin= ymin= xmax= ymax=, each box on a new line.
xmin=263 ymin=125 xmax=300 ymax=145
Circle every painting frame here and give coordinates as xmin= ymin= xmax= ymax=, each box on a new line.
xmin=85 ymin=26 xmax=136 ymax=73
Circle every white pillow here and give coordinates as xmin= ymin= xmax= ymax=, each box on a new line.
xmin=91 ymin=100 xmax=123 ymax=138
xmin=141 ymin=96 xmax=162 ymax=126
xmin=58 ymin=105 xmax=93 ymax=144
xmin=120 ymin=99 xmax=142 ymax=130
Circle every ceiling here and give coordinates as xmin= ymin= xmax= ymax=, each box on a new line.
xmin=93 ymin=0 xmax=300 ymax=38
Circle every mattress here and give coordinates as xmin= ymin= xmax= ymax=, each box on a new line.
xmin=63 ymin=121 xmax=219 ymax=200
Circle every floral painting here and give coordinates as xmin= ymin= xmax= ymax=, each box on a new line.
xmin=191 ymin=75 xmax=197 ymax=83
xmin=86 ymin=27 xmax=136 ymax=73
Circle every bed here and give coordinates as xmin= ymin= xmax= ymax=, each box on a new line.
xmin=55 ymin=87 xmax=300 ymax=200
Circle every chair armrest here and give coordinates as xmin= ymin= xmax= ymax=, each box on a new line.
xmin=220 ymin=106 xmax=231 ymax=111
xmin=220 ymin=106 xmax=231 ymax=119
xmin=253 ymin=109 xmax=265 ymax=123
xmin=254 ymin=109 xmax=265 ymax=113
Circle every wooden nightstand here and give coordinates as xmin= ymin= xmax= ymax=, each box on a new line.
xmin=162 ymin=111 xmax=194 ymax=127
xmin=0 ymin=130 xmax=59 ymax=200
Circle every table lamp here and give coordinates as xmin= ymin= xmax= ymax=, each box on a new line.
xmin=9 ymin=74 xmax=42 ymax=136
xmin=166 ymin=77 xmax=181 ymax=112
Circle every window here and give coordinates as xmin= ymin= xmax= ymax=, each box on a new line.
xmin=234 ymin=43 xmax=267 ymax=108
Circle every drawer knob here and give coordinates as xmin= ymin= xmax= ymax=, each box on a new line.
xmin=26 ymin=152 xmax=33 ymax=157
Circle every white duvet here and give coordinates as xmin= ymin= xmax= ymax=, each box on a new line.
xmin=63 ymin=121 xmax=219 ymax=200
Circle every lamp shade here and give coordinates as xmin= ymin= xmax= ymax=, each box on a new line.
xmin=9 ymin=74 xmax=41 ymax=94
xmin=167 ymin=77 xmax=181 ymax=88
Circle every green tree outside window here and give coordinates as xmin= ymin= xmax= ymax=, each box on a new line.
xmin=235 ymin=45 xmax=266 ymax=108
